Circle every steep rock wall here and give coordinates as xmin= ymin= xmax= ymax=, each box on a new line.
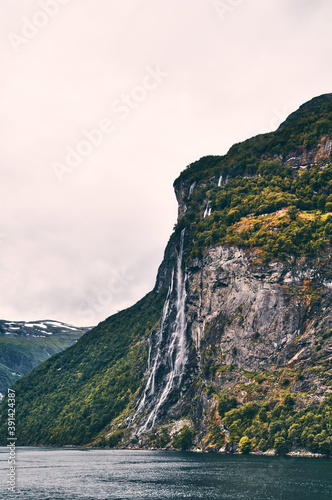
xmin=129 ymin=233 xmax=332 ymax=440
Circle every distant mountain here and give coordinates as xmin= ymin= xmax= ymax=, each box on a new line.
xmin=0 ymin=320 xmax=91 ymax=400
xmin=1 ymin=94 xmax=332 ymax=456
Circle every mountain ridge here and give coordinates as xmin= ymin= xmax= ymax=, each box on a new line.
xmin=174 ymin=92 xmax=332 ymax=189
xmin=0 ymin=319 xmax=90 ymax=401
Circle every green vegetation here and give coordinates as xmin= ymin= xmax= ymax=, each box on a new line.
xmin=145 ymin=427 xmax=171 ymax=449
xmin=178 ymin=162 xmax=332 ymax=262
xmin=175 ymin=93 xmax=332 ymax=186
xmin=0 ymin=291 xmax=166 ymax=445
xmin=208 ymin=424 xmax=225 ymax=448
xmin=0 ymin=362 xmax=18 ymax=397
xmin=221 ymin=394 xmax=332 ymax=455
xmin=173 ymin=94 xmax=332 ymax=262
xmin=172 ymin=425 xmax=195 ymax=450
xmin=218 ymin=395 xmax=238 ymax=417
xmin=107 ymin=429 xmax=126 ymax=447
xmin=0 ymin=330 xmax=86 ymax=396
xmin=239 ymin=436 xmax=251 ymax=454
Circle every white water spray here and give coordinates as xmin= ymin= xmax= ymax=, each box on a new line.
xmin=218 ymin=174 xmax=230 ymax=187
xmin=189 ymin=182 xmax=196 ymax=197
xmin=133 ymin=270 xmax=174 ymax=418
xmin=203 ymin=202 xmax=211 ymax=218
xmin=136 ymin=229 xmax=188 ymax=434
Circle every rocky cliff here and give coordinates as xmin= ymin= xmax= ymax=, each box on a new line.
xmin=122 ymin=220 xmax=332 ymax=453
xmin=118 ymin=93 xmax=332 ymax=453
xmin=1 ymin=94 xmax=332 ymax=455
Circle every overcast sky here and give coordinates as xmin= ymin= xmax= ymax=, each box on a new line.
xmin=0 ymin=0 xmax=331 ymax=326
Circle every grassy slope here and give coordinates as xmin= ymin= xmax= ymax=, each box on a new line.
xmin=0 ymin=291 xmax=166 ymax=445
xmin=0 ymin=333 xmax=85 ymax=395
xmin=0 ymin=362 xmax=18 ymax=396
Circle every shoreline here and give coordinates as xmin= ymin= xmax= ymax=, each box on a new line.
xmin=1 ymin=444 xmax=330 ymax=458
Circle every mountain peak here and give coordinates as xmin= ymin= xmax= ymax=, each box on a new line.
xmin=278 ymin=92 xmax=332 ymax=130
xmin=174 ymin=93 xmax=332 ymax=190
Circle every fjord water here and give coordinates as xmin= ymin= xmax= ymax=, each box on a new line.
xmin=1 ymin=448 xmax=331 ymax=499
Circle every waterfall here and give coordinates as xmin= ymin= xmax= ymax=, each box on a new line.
xmin=133 ymin=270 xmax=174 ymax=418
xmin=136 ymin=229 xmax=188 ymax=434
xmin=189 ymin=182 xmax=196 ymax=197
xmin=218 ymin=174 xmax=230 ymax=187
xmin=203 ymin=202 xmax=211 ymax=218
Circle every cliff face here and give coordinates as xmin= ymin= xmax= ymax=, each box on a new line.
xmin=127 ymin=225 xmax=332 ymax=449
xmin=123 ymin=94 xmax=332 ymax=451
xmin=187 ymin=246 xmax=308 ymax=362
xmin=186 ymin=244 xmax=332 ymax=393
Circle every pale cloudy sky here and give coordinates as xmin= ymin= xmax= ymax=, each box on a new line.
xmin=0 ymin=0 xmax=331 ymax=326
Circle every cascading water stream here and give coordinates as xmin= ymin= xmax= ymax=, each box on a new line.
xmin=133 ymin=270 xmax=174 ymax=418
xmin=136 ymin=229 xmax=188 ymax=434
xmin=189 ymin=181 xmax=196 ymax=197
xmin=203 ymin=202 xmax=210 ymax=218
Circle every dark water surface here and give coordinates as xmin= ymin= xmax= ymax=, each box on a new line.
xmin=1 ymin=447 xmax=331 ymax=499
